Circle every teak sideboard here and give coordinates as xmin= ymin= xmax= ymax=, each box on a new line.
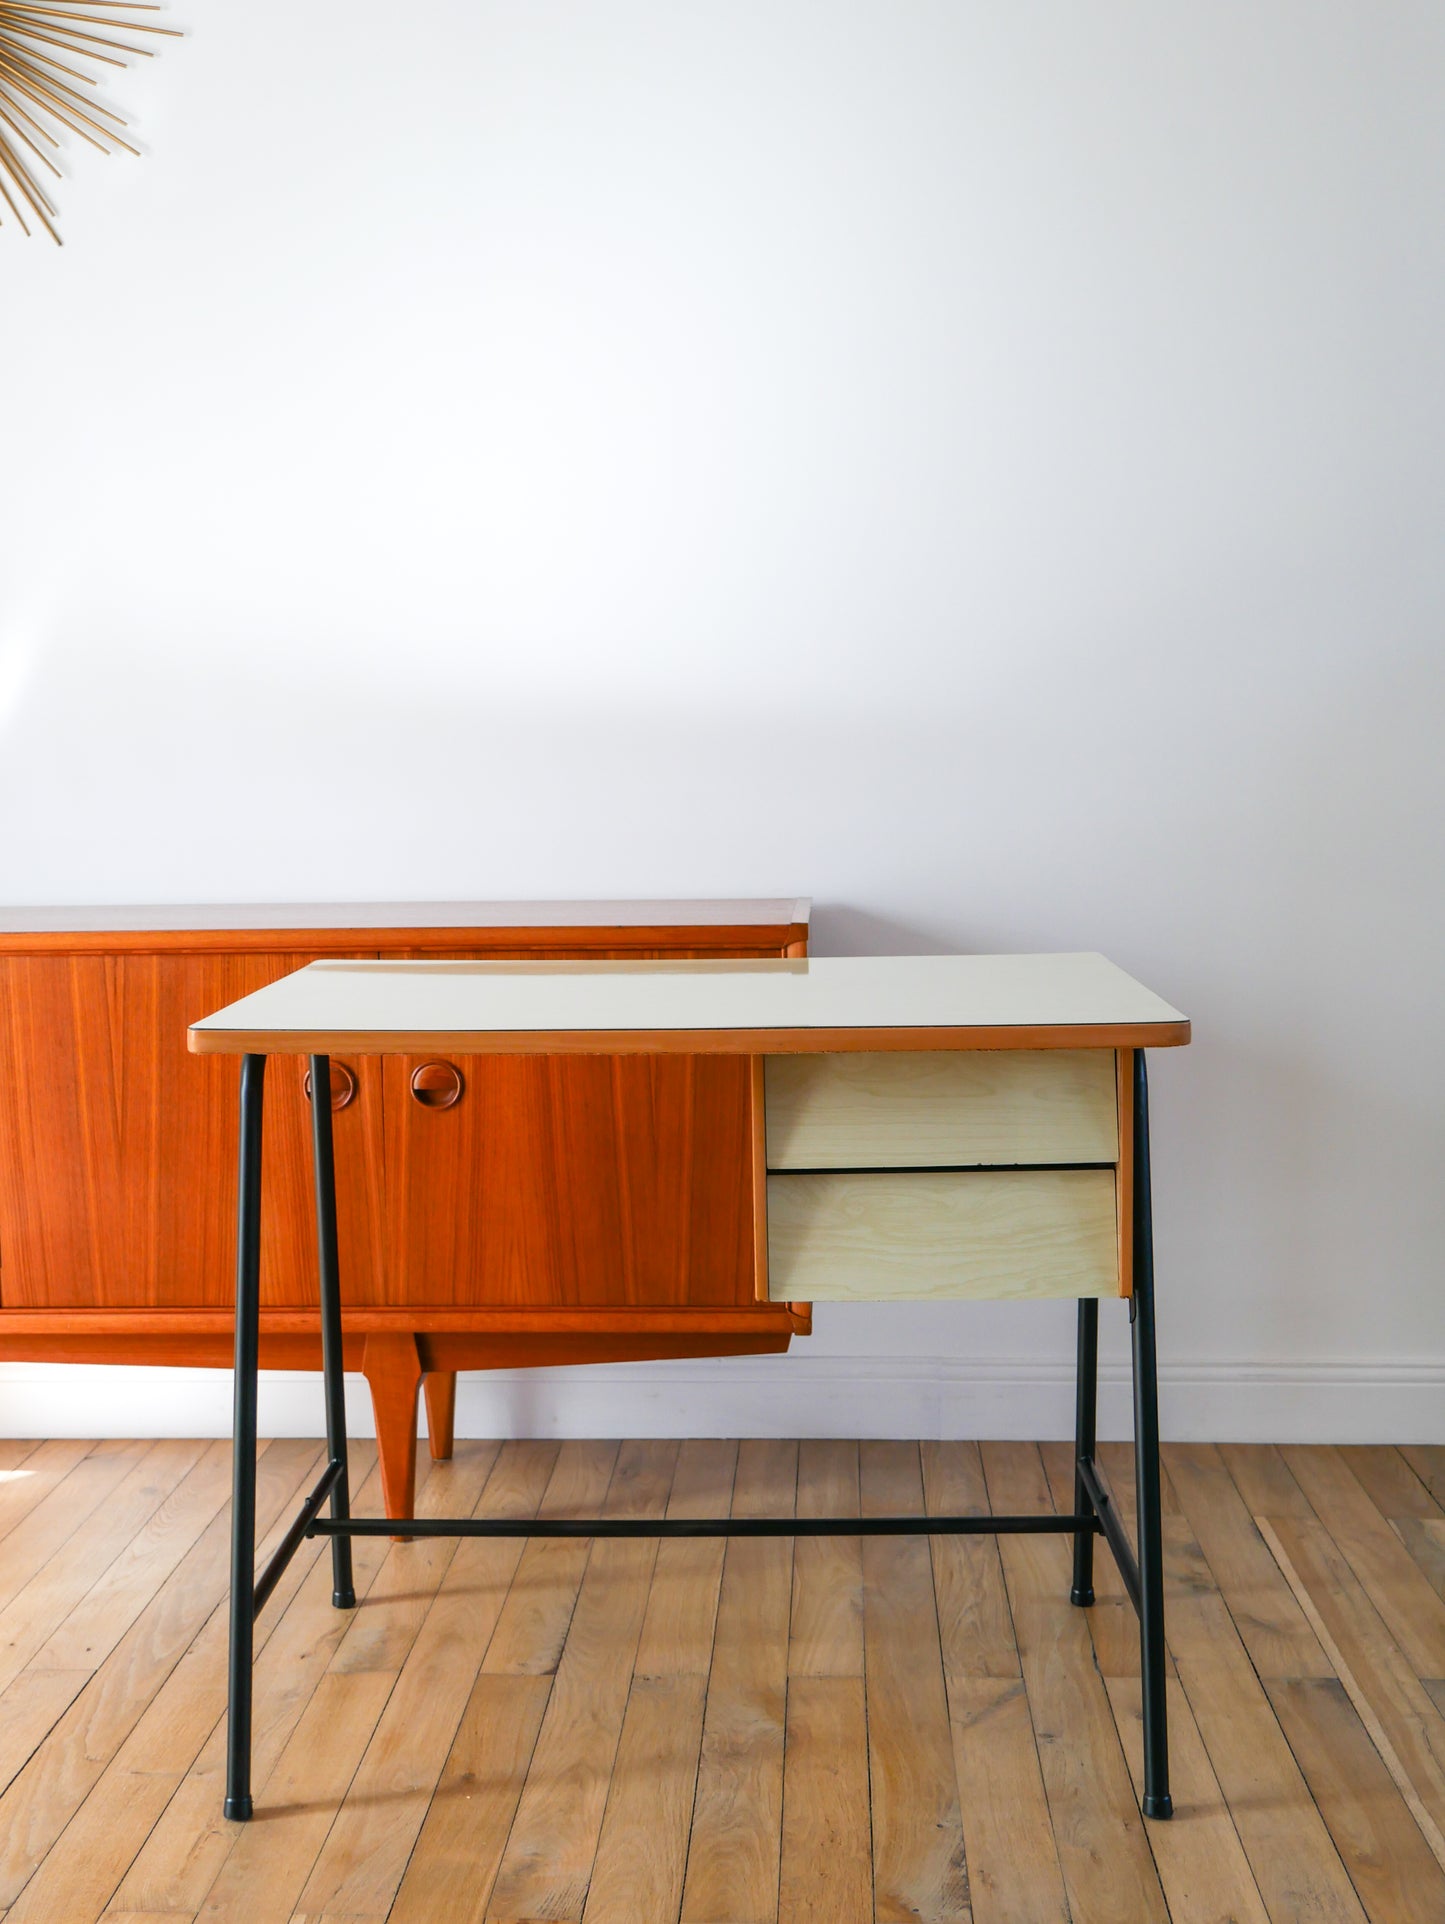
xmin=0 ymin=899 xmax=811 ymax=1516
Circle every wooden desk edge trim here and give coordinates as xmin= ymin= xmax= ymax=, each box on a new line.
xmin=1 ymin=919 xmax=811 ymax=958
xmin=188 ymin=1018 xmax=1192 ymax=1056
xmin=0 ymin=1305 xmax=810 ymax=1336
xmin=1116 ymin=1046 xmax=1135 ymax=1300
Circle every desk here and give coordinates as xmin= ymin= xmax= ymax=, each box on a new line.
xmin=190 ymin=952 xmax=1190 ymax=1826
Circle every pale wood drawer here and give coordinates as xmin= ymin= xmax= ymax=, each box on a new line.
xmin=764 ymin=1050 xmax=1117 ymax=1170
xmin=766 ymin=1168 xmax=1119 ymax=1301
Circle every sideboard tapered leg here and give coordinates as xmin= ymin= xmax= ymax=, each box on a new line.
xmin=423 ymin=1370 xmax=457 ymax=1460
xmin=362 ymin=1331 xmax=425 ymax=1530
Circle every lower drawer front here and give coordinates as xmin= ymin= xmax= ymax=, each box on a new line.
xmin=767 ymin=1168 xmax=1118 ymax=1301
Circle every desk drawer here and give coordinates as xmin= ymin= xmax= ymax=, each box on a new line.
xmin=764 ymin=1050 xmax=1117 ymax=1170
xmin=766 ymin=1168 xmax=1118 ymax=1301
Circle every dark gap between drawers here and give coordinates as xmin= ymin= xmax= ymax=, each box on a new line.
xmin=766 ymin=1161 xmax=1116 ymax=1175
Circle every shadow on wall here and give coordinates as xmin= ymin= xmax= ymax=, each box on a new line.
xmin=810 ymin=904 xmax=955 ymax=954
xmin=0 ymin=633 xmax=981 ymax=908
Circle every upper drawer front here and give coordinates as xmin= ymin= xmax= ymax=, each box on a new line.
xmin=767 ymin=1168 xmax=1119 ymax=1301
xmin=764 ymin=1049 xmax=1117 ymax=1170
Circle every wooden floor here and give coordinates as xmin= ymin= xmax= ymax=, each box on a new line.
xmin=2 ymin=1438 xmax=1445 ymax=1922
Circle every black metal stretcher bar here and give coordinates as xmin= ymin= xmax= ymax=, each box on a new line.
xmin=1078 ymin=1453 xmax=1142 ymax=1615
xmin=303 ymin=1511 xmax=1100 ymax=1539
xmin=223 ymin=1048 xmax=1172 ymax=1826
xmin=251 ymin=1454 xmax=344 ymax=1617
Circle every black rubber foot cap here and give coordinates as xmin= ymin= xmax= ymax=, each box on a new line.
xmin=224 ymin=1794 xmax=253 ymax=1823
xmin=1070 ymin=1585 xmax=1095 ymax=1608
xmin=1142 ymin=1792 xmax=1173 ymax=1821
xmin=333 ymin=1587 xmax=357 ymax=1610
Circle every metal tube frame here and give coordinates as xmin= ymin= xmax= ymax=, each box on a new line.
xmin=309 ymin=1054 xmax=356 ymax=1611
xmin=307 ymin=1511 xmax=1093 ymax=1540
xmin=1071 ymin=1296 xmax=1099 ymax=1606
xmin=1130 ymin=1049 xmax=1172 ymax=1818
xmin=222 ymin=1048 xmax=1172 ymax=1822
xmin=223 ymin=1052 xmax=264 ymax=1823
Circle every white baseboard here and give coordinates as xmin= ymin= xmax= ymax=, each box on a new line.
xmin=1 ymin=1355 xmax=1441 ymax=1444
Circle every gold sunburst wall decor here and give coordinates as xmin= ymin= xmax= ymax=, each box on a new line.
xmin=0 ymin=0 xmax=180 ymax=243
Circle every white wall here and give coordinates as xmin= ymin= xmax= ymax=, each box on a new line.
xmin=2 ymin=2 xmax=1443 ymax=1442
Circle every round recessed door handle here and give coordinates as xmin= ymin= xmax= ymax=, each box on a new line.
xmin=302 ymin=1060 xmax=357 ymax=1111
xmin=410 ymin=1060 xmax=464 ymax=1109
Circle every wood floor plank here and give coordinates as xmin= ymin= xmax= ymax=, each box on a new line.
xmin=1400 ymin=1446 xmax=1445 ymax=1512
xmin=583 ymin=1673 xmax=709 ymax=1924
xmin=191 ymin=1446 xmax=478 ymax=1924
xmin=0 ymin=1440 xmax=323 ymax=1923
xmin=982 ymin=1440 xmax=1167 ymax=1924
xmin=101 ymin=1914 xmax=197 ymax=1922
xmin=101 ymin=1913 xmax=198 ymax=1923
xmin=1394 ymin=1515 xmax=1445 ymax=1608
xmin=290 ymin=1441 xmax=526 ymax=1920
xmin=110 ymin=1447 xmax=391 ymax=1918
xmin=1268 ymin=1675 xmax=1445 ymax=1924
xmin=947 ymin=1676 xmax=1068 ymax=1924
xmin=679 ymin=1438 xmax=797 ymax=1924
xmin=1215 ymin=1442 xmax=1315 ymax=1519
xmin=110 ymin=1442 xmax=331 ymax=1789
xmin=21 ymin=1436 xmax=329 ymax=1924
xmin=388 ymin=1672 xmax=551 ymax=1924
xmin=1260 ymin=1513 xmax=1445 ymax=1871
xmin=1338 ymin=1444 xmax=1444 ymax=1522
xmin=1049 ymin=1449 xmax=1268 ymax=1921
xmin=778 ymin=1676 xmax=871 ymax=1924
xmin=0 ymin=1441 xmax=206 ymax=1708
xmin=20 ymin=1432 xmax=1445 ymax=1924
xmin=923 ymin=1439 xmax=1019 ymax=1683
xmin=0 ymin=1669 xmax=95 ymax=1803
xmin=487 ymin=1439 xmax=678 ymax=1923
xmin=861 ymin=1440 xmax=969 ymax=1924
xmin=199 ymin=1670 xmax=395 ymax=1924
xmin=1161 ymin=1491 xmax=1370 ymax=1924
xmin=31 ymin=1441 xmax=234 ymax=1676
xmin=288 ymin=1915 xmax=381 ymax=1924
xmin=0 ymin=1439 xmax=93 ymax=1544
xmin=633 ymin=1436 xmax=736 ymax=1682
xmin=0 ymin=1441 xmax=156 ymax=1617
xmin=480 ymin=1441 xmax=613 ymax=1676
xmin=1282 ymin=1444 xmax=1445 ymax=1678
xmin=1107 ymin=1676 xmax=1269 ymax=1924
xmin=389 ymin=1442 xmax=641 ymax=1924
xmin=1168 ymin=1441 xmax=1332 ymax=1680
xmin=789 ymin=1438 xmax=862 ymax=1678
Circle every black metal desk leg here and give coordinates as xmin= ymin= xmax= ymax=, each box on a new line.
xmin=225 ymin=1053 xmax=265 ymax=1823
xmin=1071 ymin=1298 xmax=1099 ymax=1606
xmin=1131 ymin=1049 xmax=1172 ymax=1819
xmin=309 ymin=1056 xmax=355 ymax=1611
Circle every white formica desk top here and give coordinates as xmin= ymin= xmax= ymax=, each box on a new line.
xmin=190 ymin=953 xmax=1189 ymax=1056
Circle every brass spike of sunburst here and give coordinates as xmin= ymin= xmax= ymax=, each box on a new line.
xmin=0 ymin=0 xmax=179 ymax=243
